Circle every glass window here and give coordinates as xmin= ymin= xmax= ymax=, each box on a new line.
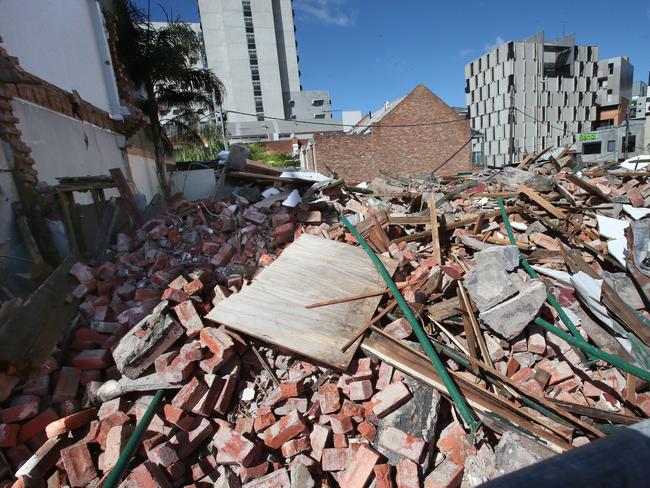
xmin=582 ymin=141 xmax=602 ymax=155
xmin=607 ymin=140 xmax=615 ymax=152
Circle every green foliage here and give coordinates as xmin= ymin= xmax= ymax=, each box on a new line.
xmin=247 ymin=143 xmax=298 ymax=167
xmin=173 ymin=125 xmax=224 ymax=162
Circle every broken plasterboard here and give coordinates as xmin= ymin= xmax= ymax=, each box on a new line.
xmin=206 ymin=233 xmax=398 ymax=369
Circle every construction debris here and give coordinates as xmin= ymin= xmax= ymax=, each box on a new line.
xmin=2 ymin=149 xmax=650 ymax=487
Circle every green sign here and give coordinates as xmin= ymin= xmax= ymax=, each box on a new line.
xmin=579 ymin=133 xmax=597 ymax=141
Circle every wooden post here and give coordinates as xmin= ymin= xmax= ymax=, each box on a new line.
xmin=428 ymin=193 xmax=442 ymax=265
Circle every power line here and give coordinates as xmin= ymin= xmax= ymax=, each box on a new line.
xmin=224 ymin=109 xmax=469 ymax=129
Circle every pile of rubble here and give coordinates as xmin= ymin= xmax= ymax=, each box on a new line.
xmin=1 ymin=148 xmax=650 ymax=488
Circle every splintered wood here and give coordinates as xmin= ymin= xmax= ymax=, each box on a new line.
xmin=207 ymin=233 xmax=398 ymax=368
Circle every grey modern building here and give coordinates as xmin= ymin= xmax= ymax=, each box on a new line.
xmin=576 ymin=119 xmax=645 ymax=163
xmin=198 ymin=0 xmax=332 ymax=136
xmin=464 ymin=32 xmax=633 ymax=167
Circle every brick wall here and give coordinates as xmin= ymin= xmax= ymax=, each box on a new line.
xmin=313 ymin=84 xmax=471 ymax=183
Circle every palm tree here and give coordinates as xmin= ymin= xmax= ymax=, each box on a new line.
xmin=113 ymin=0 xmax=225 ymax=196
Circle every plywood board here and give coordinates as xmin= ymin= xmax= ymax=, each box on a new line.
xmin=206 ymin=233 xmax=397 ymax=369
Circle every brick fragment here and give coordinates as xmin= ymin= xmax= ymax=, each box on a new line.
xmin=321 ymin=448 xmax=348 ymax=471
xmin=374 ymin=464 xmax=395 ymax=488
xmin=212 ymin=423 xmax=259 ymax=467
xmin=357 ymin=421 xmax=377 ymax=442
xmin=52 ymin=367 xmax=81 ymax=403
xmin=308 ymin=423 xmax=331 ymax=462
xmin=210 ymin=243 xmax=235 ymax=267
xmin=173 ymin=300 xmax=204 ymax=337
xmin=396 ymin=459 xmax=420 ymax=488
xmin=199 ymin=326 xmax=235 ymax=364
xmin=0 ymin=424 xmax=20 ymax=448
xmin=0 ymin=400 xmax=39 ymax=423
xmin=242 ymin=467 xmax=290 ymax=488
xmin=279 ymin=379 xmax=303 ymax=398
xmin=423 ymin=459 xmax=463 ymax=488
xmin=262 ymin=410 xmax=307 ymax=450
xmin=329 ymin=414 xmax=353 ymax=434
xmin=384 ymin=317 xmax=412 ymax=339
xmin=45 ymin=409 xmax=97 ymax=438
xmin=341 ymin=445 xmax=380 ymax=488
xmin=60 ymin=442 xmax=97 ymax=487
xmin=161 ymin=287 xmax=189 ymax=304
xmin=0 ymin=373 xmax=19 ymax=402
xmin=367 ymin=381 xmax=411 ymax=417
xmin=436 ymin=422 xmax=476 ymax=465
xmin=318 ymin=383 xmax=341 ymax=414
xmin=254 ymin=412 xmax=276 ymax=433
xmin=349 ymin=380 xmax=373 ymax=401
xmin=280 ymin=436 xmax=310 ymax=458
xmin=171 ymin=377 xmax=208 ymax=411
xmin=72 ymin=349 xmax=111 ymax=370
xmin=18 ymin=409 xmax=58 ymax=443
xmin=214 ymin=374 xmax=238 ymax=415
xmin=119 ymin=461 xmax=171 ymax=488
xmin=240 ymin=460 xmax=269 ymax=483
xmin=183 ymin=278 xmax=204 ymax=296
xmin=379 ymin=426 xmax=426 ymax=463
xmin=103 ymin=425 xmax=134 ymax=472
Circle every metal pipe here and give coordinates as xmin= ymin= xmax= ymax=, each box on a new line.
xmin=497 ymin=196 xmax=591 ymax=362
xmin=535 ymin=318 xmax=650 ymax=382
xmin=340 ymin=214 xmax=479 ymax=432
xmin=103 ymin=389 xmax=164 ymax=488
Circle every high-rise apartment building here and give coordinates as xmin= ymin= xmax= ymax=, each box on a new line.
xmin=464 ymin=32 xmax=632 ymax=167
xmin=198 ymin=0 xmax=331 ymax=129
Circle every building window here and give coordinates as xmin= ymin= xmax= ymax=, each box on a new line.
xmin=251 ymin=68 xmax=260 ymax=81
xmin=311 ymin=99 xmax=324 ymax=106
xmin=583 ymin=141 xmax=602 ymax=155
xmin=313 ymin=113 xmax=325 ymax=119
xmin=608 ymin=63 xmax=614 ymax=75
xmin=622 ymin=135 xmax=636 ymax=152
xmin=607 ymin=140 xmax=615 ymax=152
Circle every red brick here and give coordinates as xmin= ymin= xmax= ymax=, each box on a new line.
xmin=162 ymin=404 xmax=194 ymax=431
xmin=330 ymin=433 xmax=346 ymax=448
xmin=72 ymin=349 xmax=111 ymax=369
xmin=357 ymin=421 xmax=377 ymax=442
xmin=262 ymin=410 xmax=307 ymax=450
xmin=213 ymin=374 xmax=238 ymax=415
xmin=436 ymin=422 xmax=476 ymax=465
xmin=254 ymin=412 xmax=276 ymax=433
xmin=506 ymin=356 xmax=520 ymax=377
xmin=376 ymin=363 xmax=394 ymax=391
xmin=60 ymin=442 xmax=97 ymax=487
xmin=395 ymin=459 xmax=420 ymax=488
xmin=236 ymin=417 xmax=255 ymax=436
xmin=103 ymin=425 xmax=134 ymax=472
xmin=122 ymin=462 xmax=171 ymax=488
xmin=241 ymin=467 xmax=290 ymax=488
xmin=0 ymin=401 xmax=39 ymax=423
xmin=95 ymin=412 xmax=129 ymax=449
xmin=379 ymin=426 xmax=426 ymax=463
xmin=173 ymin=300 xmax=204 ymax=337
xmin=349 ymin=380 xmax=373 ymax=401
xmin=384 ymin=317 xmax=412 ymax=339
xmin=161 ymin=287 xmax=189 ymax=304
xmin=367 ymin=381 xmax=411 ymax=417
xmin=212 ymin=423 xmax=258 ymax=467
xmin=423 ymin=459 xmax=463 ymax=488
xmin=318 ymin=383 xmax=341 ymax=414
xmin=183 ymin=278 xmax=204 ymax=296
xmin=52 ymin=367 xmax=81 ymax=403
xmin=329 ymin=414 xmax=353 ymax=434
xmin=280 ymin=436 xmax=310 ymax=458
xmin=0 ymin=424 xmax=20 ymax=448
xmin=192 ymin=375 xmax=225 ymax=416
xmin=240 ymin=460 xmax=269 ymax=483
xmin=45 ymin=409 xmax=97 ymax=438
xmin=321 ymin=448 xmax=348 ymax=471
xmin=374 ymin=464 xmax=394 ymax=488
xmin=308 ymin=423 xmax=331 ymax=462
xmin=171 ymin=377 xmax=208 ymax=411
xmin=18 ymin=409 xmax=58 ymax=443
xmin=97 ymin=398 xmax=125 ymax=421
xmin=341 ymin=445 xmax=380 ymax=488
xmin=279 ymin=379 xmax=303 ymax=398
xmin=199 ymin=327 xmax=235 ymax=360
xmin=210 ymin=243 xmax=235 ymax=267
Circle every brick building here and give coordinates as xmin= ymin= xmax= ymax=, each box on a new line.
xmin=309 ymin=84 xmax=471 ymax=183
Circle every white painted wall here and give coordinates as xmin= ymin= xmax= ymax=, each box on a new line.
xmin=11 ymin=99 xmax=129 ymax=204
xmin=0 ymin=142 xmax=20 ymax=249
xmin=0 ymin=0 xmax=124 ymax=117
xmin=127 ymin=153 xmax=159 ymax=204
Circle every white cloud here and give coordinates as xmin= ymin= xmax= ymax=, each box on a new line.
xmin=294 ymin=0 xmax=356 ymax=27
xmin=459 ymin=48 xmax=474 ymax=57
xmin=483 ymin=36 xmax=505 ymax=52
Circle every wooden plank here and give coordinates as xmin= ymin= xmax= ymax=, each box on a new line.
xmin=361 ymin=330 xmax=572 ymax=452
xmin=94 ymin=198 xmax=120 ymax=262
xmin=564 ymin=173 xmax=612 ymax=202
xmin=109 ymin=168 xmax=144 ymax=227
xmin=206 ymin=234 xmax=398 ymax=369
xmin=458 ymin=285 xmax=493 ymax=369
xmin=428 ymin=193 xmax=443 ymax=264
xmin=518 ymin=184 xmax=568 ymax=220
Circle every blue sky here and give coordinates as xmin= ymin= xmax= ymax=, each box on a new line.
xmin=133 ymin=0 xmax=650 ymax=115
